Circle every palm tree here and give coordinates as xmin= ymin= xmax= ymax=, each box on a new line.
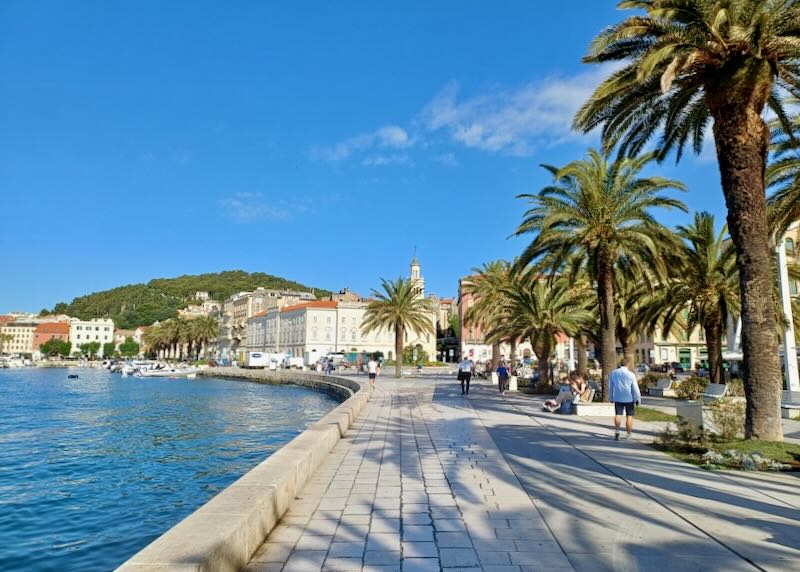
xmin=643 ymin=212 xmax=739 ymax=385
xmin=515 ymin=150 xmax=686 ymax=399
xmin=461 ymin=261 xmax=515 ymax=370
xmin=498 ymin=274 xmax=594 ymax=388
xmin=574 ymin=1 xmax=799 ymax=439
xmin=0 ymin=333 xmax=13 ymax=354
xmin=162 ymin=318 xmax=188 ymax=360
xmin=362 ymin=277 xmax=435 ymax=378
xmin=142 ymin=324 xmax=167 ymax=359
xmin=191 ymin=316 xmax=219 ymax=359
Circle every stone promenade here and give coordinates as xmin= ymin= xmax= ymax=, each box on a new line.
xmin=244 ymin=375 xmax=800 ymax=572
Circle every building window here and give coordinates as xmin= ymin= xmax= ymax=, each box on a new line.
xmin=787 ymin=238 xmax=795 ymax=256
xmin=791 ymin=280 xmax=799 ymax=297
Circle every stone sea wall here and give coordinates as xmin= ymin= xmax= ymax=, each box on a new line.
xmin=116 ymin=368 xmax=370 ymax=572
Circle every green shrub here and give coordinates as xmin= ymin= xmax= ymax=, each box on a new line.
xmin=675 ymin=376 xmax=709 ymax=400
xmin=638 ymin=373 xmax=664 ymax=394
xmin=726 ymin=378 xmax=745 ymax=397
xmin=708 ymin=398 xmax=745 ymax=440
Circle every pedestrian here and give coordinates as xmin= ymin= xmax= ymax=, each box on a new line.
xmin=609 ymin=361 xmax=641 ymax=440
xmin=367 ymin=355 xmax=379 ymax=389
xmin=497 ymin=361 xmax=510 ymax=394
xmin=457 ymin=356 xmax=474 ymax=395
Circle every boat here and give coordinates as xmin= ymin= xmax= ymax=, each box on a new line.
xmin=136 ymin=367 xmax=198 ymax=378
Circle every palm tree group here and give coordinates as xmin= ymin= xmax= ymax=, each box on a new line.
xmin=142 ymin=315 xmax=219 ymax=361
xmin=567 ymin=0 xmax=800 ymax=441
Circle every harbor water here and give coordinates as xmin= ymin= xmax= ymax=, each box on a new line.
xmin=0 ymin=367 xmax=339 ymax=571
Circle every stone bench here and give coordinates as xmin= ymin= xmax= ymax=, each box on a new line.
xmin=573 ymin=402 xmax=616 ymax=416
xmin=649 ymin=378 xmax=675 ymax=398
xmin=702 ymin=383 xmax=728 ymax=403
xmin=781 ymin=403 xmax=800 ymax=419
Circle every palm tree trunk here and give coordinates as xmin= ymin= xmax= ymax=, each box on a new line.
xmin=395 ymin=322 xmax=404 ymax=379
xmin=491 ymin=342 xmax=501 ymax=371
xmin=711 ymin=101 xmax=783 ymax=441
xmin=538 ymin=336 xmax=553 ymax=388
xmin=597 ymin=248 xmax=617 ymax=402
xmin=618 ymin=327 xmax=635 ymax=370
xmin=576 ymin=335 xmax=589 ymax=378
xmin=704 ymin=318 xmax=724 ymax=386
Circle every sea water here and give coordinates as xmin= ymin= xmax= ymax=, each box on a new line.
xmin=0 ymin=367 xmax=339 ymax=571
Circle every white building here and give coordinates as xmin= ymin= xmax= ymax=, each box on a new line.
xmin=69 ymin=318 xmax=115 ymax=355
xmin=245 ymin=300 xmax=414 ymax=363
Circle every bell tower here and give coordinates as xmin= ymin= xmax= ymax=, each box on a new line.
xmin=410 ymin=249 xmax=425 ymax=300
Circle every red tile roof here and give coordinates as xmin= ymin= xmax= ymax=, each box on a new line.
xmin=34 ymin=322 xmax=70 ymax=334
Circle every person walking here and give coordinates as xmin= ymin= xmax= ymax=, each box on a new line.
xmin=367 ymin=356 xmax=379 ymax=389
xmin=497 ymin=362 xmax=510 ymax=394
xmin=608 ymin=361 xmax=641 ymax=440
xmin=457 ymin=356 xmax=474 ymax=395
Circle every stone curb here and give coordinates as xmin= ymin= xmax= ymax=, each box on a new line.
xmin=115 ymin=368 xmax=370 ymax=572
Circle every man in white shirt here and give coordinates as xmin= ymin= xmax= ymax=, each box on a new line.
xmin=457 ymin=357 xmax=474 ymax=395
xmin=367 ymin=358 xmax=379 ymax=388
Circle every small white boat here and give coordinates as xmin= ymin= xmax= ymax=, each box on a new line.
xmin=136 ymin=367 xmax=198 ymax=378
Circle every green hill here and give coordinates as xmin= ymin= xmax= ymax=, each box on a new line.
xmin=50 ymin=270 xmax=330 ymax=330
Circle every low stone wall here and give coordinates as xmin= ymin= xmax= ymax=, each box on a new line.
xmin=116 ymin=368 xmax=370 ymax=572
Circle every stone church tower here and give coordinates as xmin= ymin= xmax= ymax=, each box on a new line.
xmin=410 ymin=254 xmax=425 ymax=300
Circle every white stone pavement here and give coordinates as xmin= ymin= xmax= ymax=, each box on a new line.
xmin=245 ymin=375 xmax=800 ymax=572
xmin=244 ymin=377 xmax=571 ymax=572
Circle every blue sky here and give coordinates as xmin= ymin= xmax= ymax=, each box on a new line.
xmin=1 ymin=1 xmax=726 ymax=312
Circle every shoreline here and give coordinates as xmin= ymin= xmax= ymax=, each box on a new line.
xmin=115 ymin=368 xmax=370 ymax=572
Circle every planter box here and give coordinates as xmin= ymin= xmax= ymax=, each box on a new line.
xmin=491 ymin=372 xmax=498 ymax=385
xmin=676 ymin=400 xmax=745 ymax=439
xmin=509 ymin=376 xmax=518 ymax=392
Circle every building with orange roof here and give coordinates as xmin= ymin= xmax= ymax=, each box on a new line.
xmin=33 ymin=322 xmax=70 ymax=351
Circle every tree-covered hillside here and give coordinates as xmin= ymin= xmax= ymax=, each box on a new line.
xmin=50 ymin=270 xmax=330 ymax=329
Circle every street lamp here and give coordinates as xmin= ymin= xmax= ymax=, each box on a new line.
xmin=777 ymin=223 xmax=800 ymax=402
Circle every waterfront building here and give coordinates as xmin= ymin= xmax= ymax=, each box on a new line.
xmin=114 ymin=326 xmax=145 ymax=352
xmin=68 ymin=318 xmax=115 ymax=356
xmin=213 ymin=288 xmax=317 ymax=359
xmin=179 ymin=297 xmax=222 ymax=319
xmin=244 ymin=300 xmax=410 ymax=363
xmin=632 ymin=326 xmax=713 ymax=370
xmin=33 ymin=322 xmax=70 ymax=352
xmin=457 ymin=276 xmax=536 ymax=364
xmin=0 ymin=321 xmax=37 ymax=356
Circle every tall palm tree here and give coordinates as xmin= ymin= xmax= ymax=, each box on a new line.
xmin=163 ymin=318 xmax=188 ymax=360
xmin=0 ymin=333 xmax=13 ymax=354
xmin=461 ymin=260 xmax=515 ymax=370
xmin=142 ymin=324 xmax=167 ymax=359
xmin=574 ymin=1 xmax=800 ymax=439
xmin=191 ymin=316 xmax=219 ymax=359
xmin=362 ymin=277 xmax=435 ymax=378
xmin=643 ymin=212 xmax=739 ymax=384
xmin=767 ymin=108 xmax=800 ymax=237
xmin=515 ymin=150 xmax=686 ymax=399
xmin=498 ymin=274 xmax=594 ymax=388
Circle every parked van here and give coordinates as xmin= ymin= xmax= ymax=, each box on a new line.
xmin=244 ymin=352 xmax=268 ymax=368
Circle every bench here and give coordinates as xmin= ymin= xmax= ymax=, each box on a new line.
xmin=573 ymin=400 xmax=615 ymax=416
xmin=781 ymin=403 xmax=800 ymax=419
xmin=649 ymin=378 xmax=675 ymax=398
xmin=702 ymin=383 xmax=728 ymax=403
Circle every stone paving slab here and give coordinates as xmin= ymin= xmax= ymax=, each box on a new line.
xmin=244 ymin=378 xmax=571 ymax=572
xmin=471 ymin=385 xmax=800 ymax=572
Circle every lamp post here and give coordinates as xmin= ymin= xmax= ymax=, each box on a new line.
xmin=777 ymin=223 xmax=800 ymax=402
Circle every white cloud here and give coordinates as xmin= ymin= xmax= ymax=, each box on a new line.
xmin=419 ymin=64 xmax=621 ymax=156
xmin=311 ymin=124 xmax=412 ymax=162
xmin=361 ymin=153 xmax=412 ymax=166
xmin=219 ymin=192 xmax=290 ymax=223
xmin=433 ymin=152 xmax=459 ymax=167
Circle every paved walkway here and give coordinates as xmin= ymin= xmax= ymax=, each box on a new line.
xmin=244 ymin=376 xmax=800 ymax=572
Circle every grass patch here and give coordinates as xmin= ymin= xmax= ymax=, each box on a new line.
xmin=653 ymin=420 xmax=800 ymax=471
xmin=636 ymin=407 xmax=678 ymax=423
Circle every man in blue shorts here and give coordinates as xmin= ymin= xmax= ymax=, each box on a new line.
xmin=608 ymin=361 xmax=641 ymax=440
